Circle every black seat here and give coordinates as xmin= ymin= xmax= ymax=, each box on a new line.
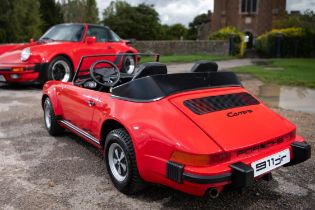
xmin=190 ymin=61 xmax=218 ymax=73
xmin=132 ymin=62 xmax=167 ymax=80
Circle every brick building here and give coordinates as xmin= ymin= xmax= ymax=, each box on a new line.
xmin=211 ymin=0 xmax=286 ymax=47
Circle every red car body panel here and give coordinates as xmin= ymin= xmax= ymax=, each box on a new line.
xmin=0 ymin=23 xmax=137 ymax=84
xmin=0 ymin=43 xmax=25 ymax=56
xmin=170 ymin=88 xmax=296 ymax=151
xmin=42 ymin=70 xmax=310 ymax=196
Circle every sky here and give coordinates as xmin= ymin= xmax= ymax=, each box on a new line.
xmin=97 ymin=0 xmax=315 ymax=26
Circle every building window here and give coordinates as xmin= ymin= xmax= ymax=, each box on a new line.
xmin=241 ymin=0 xmax=258 ymax=14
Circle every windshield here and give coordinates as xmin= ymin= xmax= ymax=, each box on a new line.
xmin=40 ymin=24 xmax=84 ymax=42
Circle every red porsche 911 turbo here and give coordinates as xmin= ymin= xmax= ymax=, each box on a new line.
xmin=42 ymin=57 xmax=311 ymax=197
xmin=0 ymin=23 xmax=138 ymax=84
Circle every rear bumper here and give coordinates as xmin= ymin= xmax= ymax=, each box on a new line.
xmin=166 ymin=141 xmax=311 ymax=194
xmin=0 ymin=63 xmax=48 ymax=84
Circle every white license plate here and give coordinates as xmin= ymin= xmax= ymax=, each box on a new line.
xmin=251 ymin=149 xmax=290 ymax=177
xmin=0 ymin=75 xmax=6 ymax=82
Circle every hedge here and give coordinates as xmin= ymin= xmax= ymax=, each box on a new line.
xmin=256 ymin=27 xmax=315 ymax=57
xmin=209 ymin=27 xmax=245 ymax=57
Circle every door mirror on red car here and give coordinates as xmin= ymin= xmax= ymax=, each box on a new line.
xmin=29 ymin=38 xmax=35 ymax=43
xmin=86 ymin=36 xmax=96 ymax=44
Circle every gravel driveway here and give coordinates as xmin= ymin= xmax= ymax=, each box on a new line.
xmin=0 ymin=71 xmax=314 ymax=209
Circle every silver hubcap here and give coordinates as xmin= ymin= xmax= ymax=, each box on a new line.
xmin=108 ymin=143 xmax=128 ymax=182
xmin=52 ymin=60 xmax=71 ymax=82
xmin=124 ymin=56 xmax=135 ymax=74
xmin=44 ymin=100 xmax=51 ymax=129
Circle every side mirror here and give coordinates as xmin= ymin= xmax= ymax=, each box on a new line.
xmin=86 ymin=36 xmax=96 ymax=44
xmin=29 ymin=38 xmax=35 ymax=43
xmin=125 ymin=39 xmax=136 ymax=45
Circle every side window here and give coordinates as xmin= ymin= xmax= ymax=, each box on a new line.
xmin=109 ymin=30 xmax=121 ymax=42
xmin=87 ymin=26 xmax=110 ymax=42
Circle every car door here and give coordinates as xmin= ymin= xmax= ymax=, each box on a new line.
xmin=58 ymin=83 xmax=102 ymax=135
xmin=76 ymin=25 xmax=118 ymax=70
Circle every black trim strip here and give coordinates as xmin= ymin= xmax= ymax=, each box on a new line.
xmin=59 ymin=120 xmax=100 ymax=145
xmin=183 ymin=172 xmax=232 ymax=184
xmin=0 ymin=67 xmax=35 ymax=72
xmin=0 ymin=68 xmax=11 ymax=71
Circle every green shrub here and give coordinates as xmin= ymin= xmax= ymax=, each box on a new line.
xmin=209 ymin=27 xmax=245 ymax=57
xmin=256 ymin=27 xmax=315 ymax=57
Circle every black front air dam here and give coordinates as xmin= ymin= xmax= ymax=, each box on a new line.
xmin=284 ymin=142 xmax=311 ymax=167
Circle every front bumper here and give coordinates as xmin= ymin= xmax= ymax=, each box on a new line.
xmin=167 ymin=142 xmax=311 ymax=190
xmin=0 ymin=63 xmax=48 ymax=84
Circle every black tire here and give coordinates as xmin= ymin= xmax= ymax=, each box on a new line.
xmin=44 ymin=97 xmax=64 ymax=136
xmin=47 ymin=56 xmax=74 ymax=82
xmin=121 ymin=55 xmax=136 ymax=75
xmin=104 ymin=128 xmax=146 ymax=194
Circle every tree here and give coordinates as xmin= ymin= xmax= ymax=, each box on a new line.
xmin=0 ymin=0 xmax=42 ymax=43
xmin=274 ymin=9 xmax=315 ymax=33
xmin=162 ymin=24 xmax=187 ymax=40
xmin=85 ymin=0 xmax=99 ymax=24
xmin=103 ymin=1 xmax=162 ymax=40
xmin=40 ymin=0 xmax=64 ymax=32
xmin=0 ymin=0 xmax=10 ymax=42
xmin=186 ymin=13 xmax=209 ymax=40
xmin=61 ymin=0 xmax=99 ymax=23
xmin=61 ymin=0 xmax=86 ymax=22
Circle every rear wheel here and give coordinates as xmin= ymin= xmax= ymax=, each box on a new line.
xmin=44 ymin=97 xmax=64 ymax=136
xmin=47 ymin=56 xmax=73 ymax=82
xmin=121 ymin=55 xmax=136 ymax=75
xmin=104 ymin=128 xmax=146 ymax=194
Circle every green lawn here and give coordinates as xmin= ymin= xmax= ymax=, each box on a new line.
xmin=232 ymin=59 xmax=315 ymax=88
xmin=140 ymin=54 xmax=233 ymax=64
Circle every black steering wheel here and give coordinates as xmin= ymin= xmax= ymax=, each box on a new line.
xmin=90 ymin=60 xmax=120 ymax=87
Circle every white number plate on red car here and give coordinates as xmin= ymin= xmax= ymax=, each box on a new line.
xmin=251 ymin=149 xmax=290 ymax=177
xmin=0 ymin=75 xmax=6 ymax=82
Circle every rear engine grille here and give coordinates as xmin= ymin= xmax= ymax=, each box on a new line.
xmin=184 ymin=92 xmax=259 ymax=115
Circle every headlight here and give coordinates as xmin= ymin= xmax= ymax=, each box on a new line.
xmin=21 ymin=48 xmax=31 ymax=61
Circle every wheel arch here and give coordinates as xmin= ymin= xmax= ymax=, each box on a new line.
xmin=49 ymin=54 xmax=74 ymax=70
xmin=41 ymin=86 xmax=63 ymax=116
xmin=100 ymin=119 xmax=128 ymax=149
xmin=41 ymin=94 xmax=49 ymax=109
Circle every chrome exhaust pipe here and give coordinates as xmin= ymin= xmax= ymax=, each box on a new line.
xmin=208 ymin=188 xmax=220 ymax=199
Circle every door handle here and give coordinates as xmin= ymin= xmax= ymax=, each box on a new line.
xmin=87 ymin=100 xmax=96 ymax=107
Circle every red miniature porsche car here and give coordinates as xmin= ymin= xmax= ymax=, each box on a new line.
xmin=42 ymin=58 xmax=311 ymax=197
xmin=0 ymin=23 xmax=138 ymax=84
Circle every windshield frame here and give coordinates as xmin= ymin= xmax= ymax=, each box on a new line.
xmin=39 ymin=24 xmax=85 ymax=42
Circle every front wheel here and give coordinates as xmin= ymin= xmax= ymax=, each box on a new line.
xmin=47 ymin=56 xmax=74 ymax=82
xmin=104 ymin=128 xmax=146 ymax=194
xmin=121 ymin=55 xmax=136 ymax=75
xmin=44 ymin=97 xmax=64 ymax=136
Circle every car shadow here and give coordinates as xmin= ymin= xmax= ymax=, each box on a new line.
xmin=135 ymin=181 xmax=282 ymax=209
